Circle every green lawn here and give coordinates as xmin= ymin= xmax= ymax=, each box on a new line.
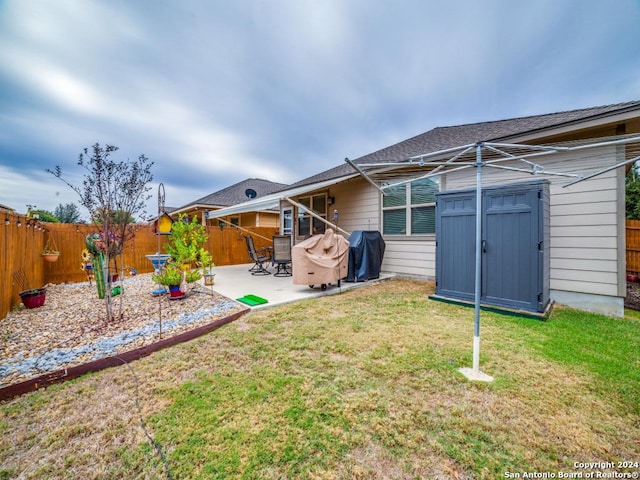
xmin=1 ymin=279 xmax=638 ymax=479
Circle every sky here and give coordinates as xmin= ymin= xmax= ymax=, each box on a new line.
xmin=1 ymin=0 xmax=639 ymax=220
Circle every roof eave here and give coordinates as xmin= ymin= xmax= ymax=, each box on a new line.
xmin=206 ymin=173 xmax=359 ymax=219
xmin=492 ymin=105 xmax=640 ymax=144
xmin=170 ymin=203 xmax=227 ymax=215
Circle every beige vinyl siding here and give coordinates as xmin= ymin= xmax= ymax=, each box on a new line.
xmin=381 ymin=240 xmax=436 ymax=277
xmin=383 ymin=146 xmax=624 ymax=299
xmin=548 ymin=168 xmax=621 ymax=297
xmin=329 ymin=178 xmax=380 ymax=233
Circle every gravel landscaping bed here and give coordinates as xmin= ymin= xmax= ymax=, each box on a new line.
xmin=0 ymin=273 xmax=246 ymax=389
xmin=625 ymin=281 xmax=640 ymax=311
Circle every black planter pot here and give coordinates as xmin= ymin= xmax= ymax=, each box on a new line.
xmin=19 ymin=288 xmax=47 ymax=309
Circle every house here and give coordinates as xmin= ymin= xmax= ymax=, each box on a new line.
xmin=209 ymin=100 xmax=640 ymax=317
xmin=170 ymin=178 xmax=289 ymax=228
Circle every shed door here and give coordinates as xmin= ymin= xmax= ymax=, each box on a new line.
xmin=482 ymin=186 xmax=541 ymax=311
xmin=435 ymin=192 xmax=476 ymax=302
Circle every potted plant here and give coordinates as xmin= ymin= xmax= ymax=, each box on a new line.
xmin=152 ymin=262 xmax=202 ymax=299
xmin=19 ymin=287 xmax=47 ymax=309
xmin=199 ymin=249 xmax=215 ymax=286
xmin=164 ymin=215 xmax=208 ymax=268
xmin=41 ymin=236 xmax=60 ymax=262
xmin=41 ymin=245 xmax=60 ymax=263
xmin=153 ymin=263 xmax=184 ymax=299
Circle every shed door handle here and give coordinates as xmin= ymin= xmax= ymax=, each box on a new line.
xmin=482 ymin=240 xmax=487 ymax=253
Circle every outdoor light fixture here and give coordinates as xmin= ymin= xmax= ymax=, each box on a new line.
xmin=4 ymin=216 xmax=8 ymax=225
xmin=17 ymin=219 xmax=22 ymax=227
xmin=26 ymin=220 xmax=31 ymax=228
xmin=328 ymin=196 xmax=336 ymax=205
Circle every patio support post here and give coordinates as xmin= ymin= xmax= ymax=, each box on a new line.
xmin=459 ymin=143 xmax=494 ymax=382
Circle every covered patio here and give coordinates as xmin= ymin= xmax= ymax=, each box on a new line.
xmin=209 ymin=262 xmax=395 ymax=309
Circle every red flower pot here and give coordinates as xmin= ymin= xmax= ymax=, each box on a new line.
xmin=19 ymin=288 xmax=47 ymax=309
xmin=168 ymin=285 xmax=185 ymax=300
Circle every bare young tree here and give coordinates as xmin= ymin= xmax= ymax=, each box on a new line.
xmin=48 ymin=143 xmax=154 ymax=322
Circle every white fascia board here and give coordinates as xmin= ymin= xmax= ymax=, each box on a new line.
xmin=172 ymin=203 xmax=223 ymax=215
xmin=205 ymin=174 xmax=359 ymax=219
xmin=205 ymin=198 xmax=281 ymax=218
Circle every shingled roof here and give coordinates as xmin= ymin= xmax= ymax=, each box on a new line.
xmin=177 ymin=178 xmax=289 ymax=210
xmin=288 ymin=100 xmax=640 ymax=188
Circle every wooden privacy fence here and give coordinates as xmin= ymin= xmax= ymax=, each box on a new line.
xmin=627 ymin=219 xmax=640 ymax=274
xmin=0 ymin=214 xmax=278 ymax=320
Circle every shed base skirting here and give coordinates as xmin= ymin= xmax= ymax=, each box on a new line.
xmin=428 ymin=294 xmax=553 ymax=320
xmin=550 ymin=290 xmax=624 ymax=318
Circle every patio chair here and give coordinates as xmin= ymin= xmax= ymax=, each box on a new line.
xmin=271 ymin=235 xmax=292 ymax=277
xmin=244 ymin=235 xmax=271 ymax=275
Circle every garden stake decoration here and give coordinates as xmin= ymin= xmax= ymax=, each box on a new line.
xmin=147 ymin=194 xmax=171 ymax=296
xmin=80 ymin=248 xmax=95 ymax=285
xmin=12 ymin=269 xmax=30 ymax=292
xmin=156 ymin=183 xmax=167 ymax=337
xmin=86 ymin=230 xmax=124 ymax=299
xmin=86 ymin=234 xmax=106 ymax=299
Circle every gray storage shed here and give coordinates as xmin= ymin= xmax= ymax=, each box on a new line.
xmin=435 ymin=179 xmax=550 ymax=313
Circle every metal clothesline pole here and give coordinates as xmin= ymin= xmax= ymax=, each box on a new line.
xmin=474 ymin=145 xmax=483 ymax=371
xmin=457 ymin=143 xmax=494 ymax=382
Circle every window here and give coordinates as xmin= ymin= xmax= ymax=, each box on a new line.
xmin=281 ymin=207 xmax=293 ymax=236
xmin=382 ymin=177 xmax=439 ymax=235
xmin=297 ymin=194 xmax=327 ymax=237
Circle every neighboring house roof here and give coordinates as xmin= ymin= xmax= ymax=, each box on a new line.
xmin=173 ymin=178 xmax=289 ymax=214
xmin=205 ymin=174 xmax=360 ymax=220
xmin=289 ymin=100 xmax=640 ymax=188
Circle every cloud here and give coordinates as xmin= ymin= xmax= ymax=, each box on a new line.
xmin=0 ymin=0 xmax=639 ymax=214
xmin=0 ymin=164 xmax=85 ymax=213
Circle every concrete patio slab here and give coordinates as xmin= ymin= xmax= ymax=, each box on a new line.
xmin=206 ymin=263 xmax=394 ymax=309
